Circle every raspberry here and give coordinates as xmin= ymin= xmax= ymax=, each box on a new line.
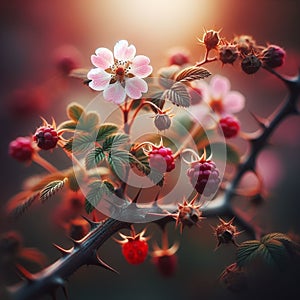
xmin=219 ymin=115 xmax=240 ymax=138
xmin=261 ymin=45 xmax=286 ymax=68
xmin=187 ymin=160 xmax=220 ymax=196
xmin=122 ymin=239 xmax=148 ymax=265
xmin=168 ymin=49 xmax=190 ymax=66
xmin=116 ymin=228 xmax=149 ymax=265
xmin=241 ymin=55 xmax=261 ymax=74
xmin=149 ymin=146 xmax=175 ymax=173
xmin=233 ymin=35 xmax=256 ymax=55
xmin=34 ymin=125 xmax=58 ymax=150
xmin=9 ymin=137 xmax=34 ymax=162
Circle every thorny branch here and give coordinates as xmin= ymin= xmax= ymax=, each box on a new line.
xmin=7 ymin=69 xmax=300 ymax=300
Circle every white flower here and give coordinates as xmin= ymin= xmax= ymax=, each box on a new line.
xmin=87 ymin=40 xmax=153 ymax=104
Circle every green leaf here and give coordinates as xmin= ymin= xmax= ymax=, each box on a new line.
xmin=63 ymin=139 xmax=73 ymax=152
xmin=163 ymin=82 xmax=191 ymax=107
xmin=236 ymin=240 xmax=261 ymax=267
xmin=85 ymin=180 xmax=114 ymax=214
xmin=39 ymin=179 xmax=67 ymax=203
xmin=237 ymin=234 xmax=291 ymax=270
xmin=102 ymin=133 xmax=129 ymax=152
xmin=67 ymin=170 xmax=83 ymax=192
xmin=96 ymin=123 xmax=119 ymax=141
xmin=108 ymin=149 xmax=132 ymax=179
xmin=57 ymin=120 xmax=77 ymax=131
xmin=158 ymin=65 xmax=180 ymax=89
xmin=175 ymin=66 xmax=211 ymax=82
xmin=70 ymin=132 xmax=97 ymax=153
xmin=7 ymin=191 xmax=40 ymax=218
xmin=85 ymin=147 xmax=105 ymax=170
xmin=76 ymin=112 xmax=100 ymax=132
xmin=148 ymin=169 xmax=165 ymax=187
xmin=67 ymin=103 xmax=84 ymax=122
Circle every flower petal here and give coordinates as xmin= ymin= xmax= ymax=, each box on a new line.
xmin=223 ymin=91 xmax=245 ymax=113
xmin=125 ymin=77 xmax=148 ymax=99
xmin=131 ymin=55 xmax=153 ymax=78
xmin=91 ymin=48 xmax=114 ymax=69
xmin=103 ymin=82 xmax=126 ymax=104
xmin=87 ymin=68 xmax=111 ymax=91
xmin=114 ymin=40 xmax=136 ymax=61
xmin=210 ymin=75 xmax=230 ymax=99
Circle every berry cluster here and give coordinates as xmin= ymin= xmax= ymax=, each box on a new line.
xmin=201 ymin=30 xmax=286 ymax=74
xmin=9 ymin=137 xmax=34 ymax=162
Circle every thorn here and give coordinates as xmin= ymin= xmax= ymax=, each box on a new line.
xmin=53 ymin=243 xmax=71 ymax=256
xmin=81 ymin=215 xmax=100 ymax=230
xmin=69 ymin=237 xmax=81 ymax=248
xmin=15 ymin=264 xmax=34 ymax=282
xmin=88 ymin=251 xmax=119 ymax=274
xmin=250 ymin=112 xmax=269 ymax=128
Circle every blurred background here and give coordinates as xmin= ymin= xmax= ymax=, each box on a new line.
xmin=0 ymin=0 xmax=300 ymax=299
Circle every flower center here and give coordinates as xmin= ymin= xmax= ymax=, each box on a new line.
xmin=116 ymin=67 xmax=125 ymax=76
xmin=209 ymin=99 xmax=223 ymax=114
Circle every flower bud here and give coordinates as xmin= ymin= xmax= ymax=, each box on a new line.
xmin=219 ymin=45 xmax=239 ymax=64
xmin=154 ymin=113 xmax=172 ymax=131
xmin=241 ymin=55 xmax=261 ymax=74
xmin=168 ymin=48 xmax=190 ymax=66
xmin=261 ymin=45 xmax=286 ymax=68
xmin=203 ymin=30 xmax=220 ymax=51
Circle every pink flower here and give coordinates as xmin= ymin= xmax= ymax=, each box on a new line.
xmin=87 ymin=40 xmax=153 ymax=104
xmin=191 ymin=75 xmax=245 ymax=115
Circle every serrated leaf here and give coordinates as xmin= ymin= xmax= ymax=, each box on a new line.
xmin=158 ymin=65 xmax=180 ymax=89
xmin=96 ymin=123 xmax=119 ymax=141
xmin=57 ymin=120 xmax=77 ymax=131
xmin=63 ymin=139 xmax=73 ymax=152
xmin=163 ymin=82 xmax=191 ymax=107
xmin=237 ymin=236 xmax=290 ymax=270
xmin=102 ymin=133 xmax=129 ymax=152
xmin=39 ymin=179 xmax=67 ymax=203
xmin=85 ymin=180 xmax=114 ymax=214
xmin=29 ymin=173 xmax=67 ymax=191
xmin=70 ymin=132 xmax=97 ymax=153
xmin=76 ymin=112 xmax=100 ymax=132
xmin=6 ymin=191 xmax=40 ymax=218
xmin=150 ymin=91 xmax=165 ymax=113
xmin=175 ymin=66 xmax=211 ymax=82
xmin=67 ymin=103 xmax=84 ymax=122
xmin=85 ymin=147 xmax=105 ymax=170
xmin=148 ymin=169 xmax=165 ymax=187
xmin=69 ymin=68 xmax=89 ymax=80
xmin=108 ymin=150 xmax=132 ymax=179
xmin=236 ymin=240 xmax=261 ymax=267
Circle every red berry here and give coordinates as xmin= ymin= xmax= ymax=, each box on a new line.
xmin=9 ymin=137 xmax=34 ymax=162
xmin=187 ymin=160 xmax=220 ymax=196
xmin=168 ymin=49 xmax=190 ymax=66
xmin=34 ymin=126 xmax=58 ymax=150
xmin=122 ymin=240 xmax=148 ymax=265
xmin=149 ymin=146 xmax=175 ymax=173
xmin=219 ymin=115 xmax=240 ymax=138
xmin=116 ymin=228 xmax=149 ymax=265
xmin=152 ymin=254 xmax=177 ymax=277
